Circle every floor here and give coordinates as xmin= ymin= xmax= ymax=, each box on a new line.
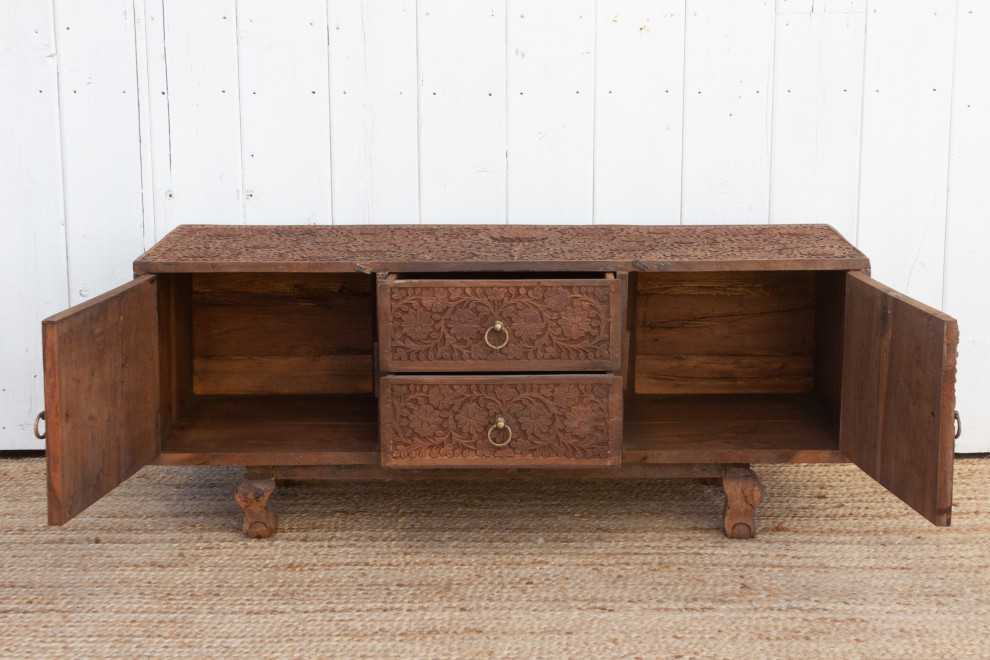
xmin=1 ymin=457 xmax=988 ymax=659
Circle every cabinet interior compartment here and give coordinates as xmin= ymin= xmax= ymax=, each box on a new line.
xmin=155 ymin=269 xmax=849 ymax=466
xmin=157 ymin=272 xmax=380 ymax=465
xmin=624 ymin=270 xmax=846 ymax=463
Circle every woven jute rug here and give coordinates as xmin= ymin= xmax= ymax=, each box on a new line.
xmin=1 ymin=457 xmax=988 ymax=659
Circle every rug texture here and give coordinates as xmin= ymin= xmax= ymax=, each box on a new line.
xmin=0 ymin=457 xmax=988 ymax=659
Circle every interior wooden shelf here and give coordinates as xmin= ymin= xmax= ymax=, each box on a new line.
xmin=622 ymin=394 xmax=843 ymax=464
xmin=158 ymin=392 xmax=843 ymax=468
xmin=157 ymin=394 xmax=380 ymax=466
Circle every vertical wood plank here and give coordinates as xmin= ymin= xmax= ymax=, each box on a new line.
xmin=506 ymin=0 xmax=595 ymax=224
xmin=0 ymin=2 xmax=70 ymax=450
xmin=154 ymin=0 xmax=243 ymax=235
xmin=769 ymin=9 xmax=865 ymax=239
xmin=857 ymin=0 xmax=955 ymax=307
xmin=841 ymin=271 xmax=957 ymax=525
xmin=237 ymin=0 xmax=332 ymax=224
xmin=53 ymin=0 xmax=146 ymax=303
xmin=328 ymin=1 xmax=419 ymax=224
xmin=681 ymin=0 xmax=775 ymax=225
xmin=141 ymin=0 xmax=171 ymax=243
xmin=418 ymin=1 xmax=506 ymax=223
xmin=824 ymin=0 xmax=867 ymax=11
xmin=131 ymin=0 xmax=157 ymax=251
xmin=593 ymin=0 xmax=684 ymax=225
xmin=944 ymin=0 xmax=990 ymax=453
xmin=44 ymin=276 xmax=160 ymax=524
xmin=776 ymin=0 xmax=866 ymax=12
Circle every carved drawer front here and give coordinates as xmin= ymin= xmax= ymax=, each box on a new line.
xmin=380 ymin=375 xmax=623 ymax=468
xmin=378 ymin=277 xmax=623 ymax=372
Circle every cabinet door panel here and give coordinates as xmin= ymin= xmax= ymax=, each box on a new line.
xmin=841 ymin=271 xmax=958 ymax=525
xmin=44 ymin=275 xmax=160 ymax=525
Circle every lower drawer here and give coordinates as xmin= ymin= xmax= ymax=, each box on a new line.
xmin=380 ymin=374 xmax=623 ymax=468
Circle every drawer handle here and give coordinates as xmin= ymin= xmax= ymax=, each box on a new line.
xmin=484 ymin=321 xmax=510 ymax=350
xmin=487 ymin=416 xmax=513 ymax=447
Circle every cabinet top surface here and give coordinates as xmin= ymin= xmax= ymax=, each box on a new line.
xmin=134 ymin=224 xmax=868 ymax=274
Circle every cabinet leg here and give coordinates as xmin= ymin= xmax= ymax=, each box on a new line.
xmin=721 ymin=467 xmax=764 ymax=539
xmin=235 ymin=477 xmax=277 ymax=538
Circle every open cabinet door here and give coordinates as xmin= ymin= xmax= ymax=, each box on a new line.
xmin=840 ymin=271 xmax=958 ymax=525
xmin=43 ymin=275 xmax=160 ymax=525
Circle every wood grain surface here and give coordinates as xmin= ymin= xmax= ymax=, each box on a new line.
xmin=840 ymin=271 xmax=958 ymax=525
xmin=157 ymin=394 xmax=379 ymax=466
xmin=133 ymin=224 xmax=868 ymax=273
xmin=44 ymin=275 xmax=160 ymax=525
xmin=623 ymin=393 xmax=842 ymax=464
xmin=634 ymin=272 xmax=816 ymax=394
xmin=190 ymin=273 xmax=374 ymax=395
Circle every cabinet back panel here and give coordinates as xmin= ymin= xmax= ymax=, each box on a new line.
xmin=634 ymin=272 xmax=815 ymax=394
xmin=191 ymin=274 xmax=374 ymax=395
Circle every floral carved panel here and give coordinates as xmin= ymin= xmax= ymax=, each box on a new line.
xmin=380 ymin=279 xmax=622 ymax=371
xmin=381 ymin=377 xmax=622 ymax=466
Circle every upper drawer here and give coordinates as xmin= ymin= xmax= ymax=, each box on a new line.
xmin=378 ymin=276 xmax=623 ymax=372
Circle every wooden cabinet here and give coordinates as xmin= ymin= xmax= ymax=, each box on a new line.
xmin=41 ymin=225 xmax=958 ymax=538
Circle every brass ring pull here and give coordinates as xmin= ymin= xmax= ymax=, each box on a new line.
xmin=487 ymin=416 xmax=512 ymax=447
xmin=34 ymin=411 xmax=46 ymax=440
xmin=954 ymin=410 xmax=961 ymax=440
xmin=484 ymin=321 xmax=509 ymax=350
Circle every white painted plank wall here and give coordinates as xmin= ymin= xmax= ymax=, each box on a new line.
xmin=769 ymin=2 xmax=864 ymax=240
xmin=328 ymin=1 xmax=419 ymax=224
xmin=681 ymin=0 xmax=775 ymax=224
xmin=418 ymin=2 xmax=506 ymax=223
xmin=2 ymin=0 xmax=988 ymax=452
xmin=238 ymin=0 xmax=333 ymax=224
xmin=0 ymin=2 xmax=69 ymax=449
xmin=593 ymin=0 xmax=684 ymax=225
xmin=154 ymin=1 xmax=243 ymax=234
xmin=53 ymin=0 xmax=147 ymax=304
xmin=944 ymin=1 xmax=990 ymax=457
xmin=506 ymin=0 xmax=595 ymax=224
xmin=132 ymin=0 xmax=158 ymax=251
xmin=857 ymin=0 xmax=956 ymax=307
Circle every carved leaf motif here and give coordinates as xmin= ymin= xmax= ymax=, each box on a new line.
xmin=454 ymin=402 xmax=488 ymax=435
xmin=420 ymin=289 xmax=449 ymax=312
xmin=407 ymin=404 xmax=442 ymax=437
xmin=504 ymin=307 xmax=543 ymax=341
xmin=400 ymin=308 xmax=434 ymax=341
xmin=558 ymin=305 xmax=592 ymax=339
xmin=387 ymin=382 xmax=614 ymax=461
xmin=543 ymin=287 xmax=570 ymax=312
xmin=427 ymin=385 xmax=457 ymax=410
xmin=563 ymin=403 xmax=598 ymax=438
xmin=447 ymin=308 xmax=481 ymax=340
xmin=516 ymin=402 xmax=553 ymax=436
xmin=388 ymin=282 xmax=613 ymax=364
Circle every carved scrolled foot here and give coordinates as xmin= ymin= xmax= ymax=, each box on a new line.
xmin=721 ymin=467 xmax=764 ymax=539
xmin=235 ymin=478 xmax=277 ymax=538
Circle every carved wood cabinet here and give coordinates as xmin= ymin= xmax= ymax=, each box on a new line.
xmin=41 ymin=225 xmax=958 ymax=538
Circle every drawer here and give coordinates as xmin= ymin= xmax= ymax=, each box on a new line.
xmin=378 ymin=276 xmax=623 ymax=372
xmin=380 ymin=374 xmax=623 ymax=468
